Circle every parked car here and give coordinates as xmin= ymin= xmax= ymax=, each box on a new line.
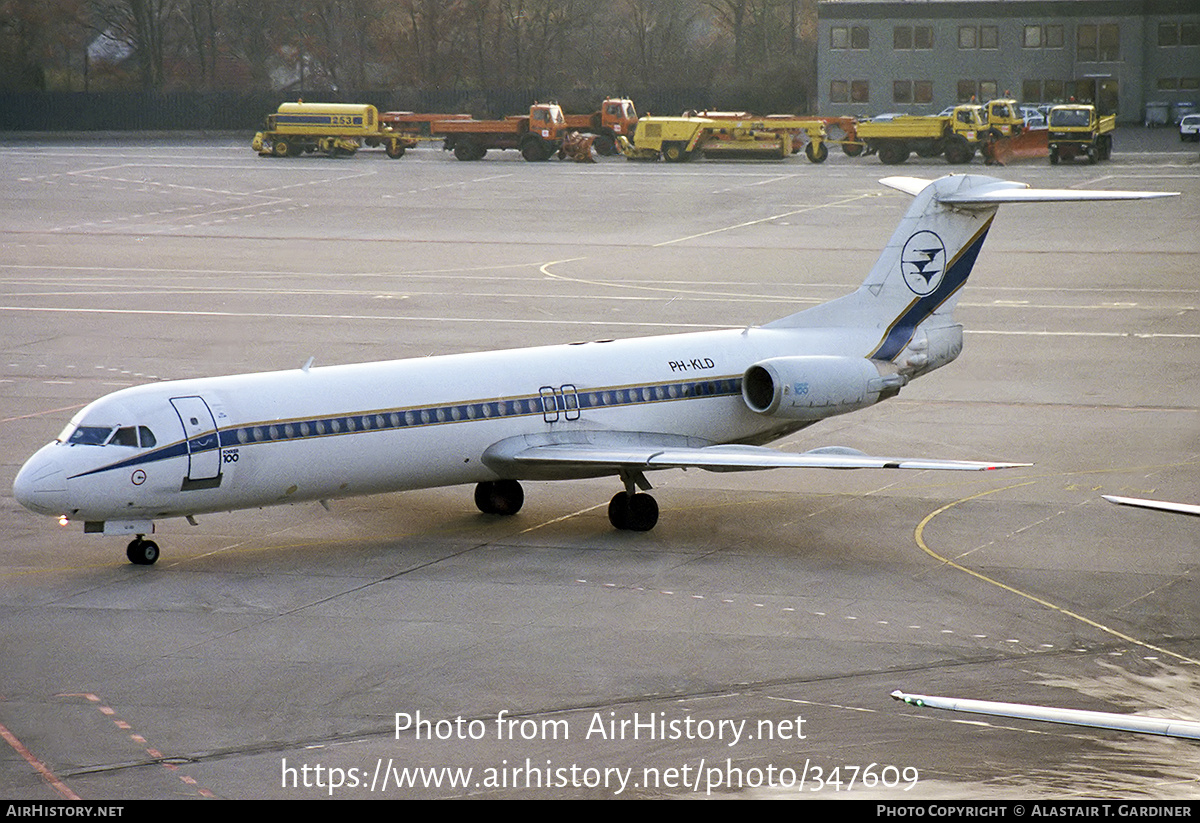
xmin=1180 ymin=113 xmax=1200 ymax=142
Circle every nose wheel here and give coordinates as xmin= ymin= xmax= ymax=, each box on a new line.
xmin=126 ymin=536 xmax=160 ymax=565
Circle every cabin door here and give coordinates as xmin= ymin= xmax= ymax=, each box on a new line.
xmin=170 ymin=396 xmax=222 ymax=487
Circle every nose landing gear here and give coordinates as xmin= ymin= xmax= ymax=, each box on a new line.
xmin=126 ymin=536 xmax=160 ymax=565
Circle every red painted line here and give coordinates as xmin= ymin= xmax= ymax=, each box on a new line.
xmin=59 ymin=692 xmax=218 ymax=798
xmin=0 ymin=720 xmax=80 ymax=800
xmin=0 ymin=403 xmax=87 ymax=425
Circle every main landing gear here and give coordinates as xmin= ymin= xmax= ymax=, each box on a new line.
xmin=607 ymin=491 xmax=658 ymax=531
xmin=475 ymin=470 xmax=661 ymax=532
xmin=126 ymin=535 xmax=160 ymax=565
xmin=474 ymin=479 xmax=525 ymax=516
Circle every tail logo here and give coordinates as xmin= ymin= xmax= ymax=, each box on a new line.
xmin=901 ymin=231 xmax=947 ymax=296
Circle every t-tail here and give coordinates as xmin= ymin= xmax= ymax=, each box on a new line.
xmin=767 ymin=174 xmax=1177 ymax=377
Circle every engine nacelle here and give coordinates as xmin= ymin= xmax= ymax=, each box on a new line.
xmin=742 ymin=356 xmax=904 ymax=421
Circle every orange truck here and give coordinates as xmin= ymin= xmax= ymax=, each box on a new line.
xmin=427 ymin=102 xmax=571 ymax=161
xmin=562 ymin=98 xmax=640 ymax=156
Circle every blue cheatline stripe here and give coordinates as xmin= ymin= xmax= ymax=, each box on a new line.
xmin=67 ymin=375 xmax=745 ymax=481
xmin=870 ymin=216 xmax=993 ymax=362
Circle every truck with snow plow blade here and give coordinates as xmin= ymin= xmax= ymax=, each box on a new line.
xmin=562 ymin=98 xmax=639 ymax=156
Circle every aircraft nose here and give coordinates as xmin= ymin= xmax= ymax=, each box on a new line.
xmin=12 ymin=446 xmax=69 ymax=515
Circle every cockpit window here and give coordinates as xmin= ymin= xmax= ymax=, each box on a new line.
xmin=62 ymin=424 xmax=157 ymax=447
xmin=111 ymin=427 xmax=139 ymax=447
xmin=67 ymin=426 xmax=114 ymax=445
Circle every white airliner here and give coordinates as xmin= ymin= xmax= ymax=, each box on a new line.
xmin=12 ymin=175 xmax=1175 ymax=565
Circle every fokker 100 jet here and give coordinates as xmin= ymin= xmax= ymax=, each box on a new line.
xmin=13 ymin=175 xmax=1175 ymax=564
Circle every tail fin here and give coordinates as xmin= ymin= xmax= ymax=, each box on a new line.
xmin=768 ymin=175 xmax=1176 ymax=365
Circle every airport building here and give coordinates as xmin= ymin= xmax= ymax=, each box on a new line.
xmin=816 ymin=0 xmax=1200 ymax=123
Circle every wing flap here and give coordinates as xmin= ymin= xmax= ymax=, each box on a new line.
xmin=494 ymin=441 xmax=1028 ymax=473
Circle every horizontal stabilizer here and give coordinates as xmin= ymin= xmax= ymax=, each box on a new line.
xmin=1103 ymin=495 xmax=1200 ymax=517
xmin=891 ymin=690 xmax=1200 ymax=740
xmin=881 ymin=176 xmax=1178 ymax=204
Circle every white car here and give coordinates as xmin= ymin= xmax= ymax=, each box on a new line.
xmin=1180 ymin=114 xmax=1200 ymax=142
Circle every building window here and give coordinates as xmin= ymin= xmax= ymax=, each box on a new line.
xmin=1078 ymin=23 xmax=1119 ymax=62
xmin=1158 ymin=78 xmax=1179 ymax=90
xmin=831 ymin=26 xmax=869 ymax=50
xmin=1183 ymin=78 xmax=1200 ymax=91
xmin=892 ymin=80 xmax=932 ymax=105
xmin=1025 ymin=25 xmax=1064 ymax=48
xmin=1158 ymin=23 xmax=1197 ymax=47
xmin=851 ymin=80 xmax=870 ymax=103
xmin=957 ymin=80 xmax=977 ymax=102
xmin=960 ymin=26 xmax=996 ymax=49
xmin=979 ymin=80 xmax=998 ymax=100
xmin=1044 ymin=79 xmax=1064 ymax=101
xmin=1022 ymin=79 xmax=1041 ymax=101
xmin=892 ymin=26 xmax=932 ymax=50
xmin=830 ymin=80 xmax=848 ymax=103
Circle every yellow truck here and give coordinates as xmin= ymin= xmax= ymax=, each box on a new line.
xmin=252 ymin=102 xmax=414 ymax=158
xmin=981 ymin=99 xmax=1026 ymax=138
xmin=617 ymin=115 xmax=829 ymax=162
xmin=853 ymin=104 xmax=985 ymax=164
xmin=1047 ymin=104 xmax=1115 ymax=164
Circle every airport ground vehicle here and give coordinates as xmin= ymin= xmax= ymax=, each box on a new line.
xmin=252 ymin=103 xmax=413 ymax=158
xmin=854 ymin=105 xmax=985 ymax=164
xmin=1047 ymin=104 xmax=1115 ymax=164
xmin=1179 ymin=113 xmax=1200 ymax=142
xmin=815 ymin=116 xmax=865 ymax=156
xmin=433 ymin=102 xmax=571 ymax=161
xmin=981 ymin=99 xmax=1026 ymax=138
xmin=618 ymin=114 xmax=830 ymax=162
xmin=378 ymin=111 xmax=472 ymax=136
xmin=562 ymin=98 xmax=639 ymax=155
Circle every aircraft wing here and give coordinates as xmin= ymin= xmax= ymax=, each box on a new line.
xmin=1103 ymin=495 xmax=1200 ymax=517
xmin=881 ymin=176 xmax=1178 ymax=203
xmin=485 ymin=439 xmax=1028 ymax=474
xmin=892 ymin=690 xmax=1200 ymax=740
